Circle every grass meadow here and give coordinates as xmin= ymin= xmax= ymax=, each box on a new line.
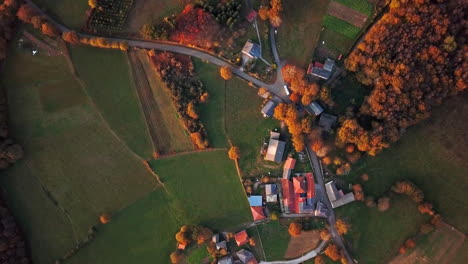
xmin=69 ymin=45 xmax=154 ymax=159
xmin=67 ymin=150 xmax=251 ymax=264
xmin=33 ymin=0 xmax=88 ymax=29
xmin=334 ymin=0 xmax=373 ymax=16
xmin=323 ymin=15 xmax=361 ymax=39
xmin=0 ymin=34 xmax=158 ymax=263
xmin=257 ymin=221 xmax=290 ymax=261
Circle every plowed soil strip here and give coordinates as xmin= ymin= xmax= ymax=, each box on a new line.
xmin=327 ymin=1 xmax=368 ymax=28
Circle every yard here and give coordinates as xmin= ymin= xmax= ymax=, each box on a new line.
xmin=0 ymin=32 xmax=158 ymax=263
xmin=257 ymin=221 xmax=290 ymax=261
xmin=278 ymin=0 xmax=330 ymax=66
xmin=33 ymin=0 xmax=88 ymax=29
xmin=336 ymin=196 xmax=429 ymax=263
xmin=67 ymin=150 xmax=252 ymax=264
xmin=69 ymin=45 xmax=154 ymax=159
xmin=344 ymin=92 xmax=468 ymax=233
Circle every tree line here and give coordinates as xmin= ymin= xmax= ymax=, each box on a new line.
xmin=339 ymin=0 xmax=467 ymax=156
xmin=148 ymin=51 xmax=210 ymax=149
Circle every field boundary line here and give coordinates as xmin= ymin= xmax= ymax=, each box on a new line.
xmin=156 ymin=148 xmax=228 ymax=160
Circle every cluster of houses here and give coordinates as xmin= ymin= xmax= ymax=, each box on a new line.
xmin=215 ymin=231 xmax=259 ymax=264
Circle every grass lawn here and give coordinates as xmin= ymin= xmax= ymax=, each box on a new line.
xmin=331 ymin=74 xmax=368 ymax=114
xmin=257 ymin=221 xmax=290 ymax=261
xmin=126 ymin=0 xmax=185 ymax=33
xmin=336 ymin=195 xmax=429 ymax=263
xmin=318 ymin=29 xmax=355 ymax=57
xmin=33 ymin=0 xmax=88 ymax=29
xmin=344 ymin=92 xmax=468 ymax=233
xmin=278 ymin=0 xmax=330 ymax=66
xmin=186 ymin=246 xmax=212 ymax=264
xmin=323 ymin=15 xmax=361 ymax=39
xmin=1 ymin=34 xmax=158 ymax=263
xmin=69 ymin=45 xmax=154 ymax=159
xmin=194 ymin=60 xmax=229 ymax=148
xmin=225 ymin=78 xmax=278 ymax=176
xmin=334 ymin=0 xmax=374 ymax=16
xmin=67 ymin=150 xmax=251 ymax=264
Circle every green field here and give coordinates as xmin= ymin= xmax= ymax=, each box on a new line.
xmin=195 ymin=60 xmax=229 ymax=148
xmin=345 ymin=93 xmax=468 ymax=233
xmin=187 ymin=246 xmax=211 ymax=264
xmin=336 ymin=196 xmax=428 ymax=263
xmin=126 ymin=0 xmax=185 ymax=32
xmin=67 ymin=150 xmax=251 ymax=263
xmin=323 ymin=15 xmax=361 ymax=39
xmin=334 ymin=0 xmax=373 ymax=16
xmin=0 ymin=35 xmax=158 ymax=263
xmin=257 ymin=221 xmax=290 ymax=261
xmin=33 ymin=0 xmax=88 ymax=29
xmin=318 ymin=28 xmax=355 ymax=57
xmin=69 ymin=46 xmax=154 ymax=159
xmin=278 ymin=0 xmax=330 ymax=66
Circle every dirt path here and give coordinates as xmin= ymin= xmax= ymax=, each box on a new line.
xmin=156 ymin=148 xmax=227 ymax=160
xmin=22 ymin=31 xmax=61 ymax=56
xmin=327 ymin=1 xmax=369 ymax=28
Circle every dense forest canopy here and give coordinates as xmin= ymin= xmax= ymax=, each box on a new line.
xmin=340 ymin=0 xmax=467 ymax=155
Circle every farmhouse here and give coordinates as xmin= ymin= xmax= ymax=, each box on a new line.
xmin=281 ymin=173 xmax=316 ymax=214
xmin=242 ymin=40 xmax=261 ymax=61
xmin=265 ymin=131 xmax=286 ymax=163
xmin=307 ymin=58 xmax=335 ymax=80
xmin=325 ymin=181 xmax=355 ymax=208
xmin=282 ymin=157 xmax=296 ymax=179
xmin=234 ymin=230 xmax=249 ymax=246
xmin=319 ymin=113 xmax=337 ymax=131
xmin=265 ymin=184 xmax=278 ymax=203
xmin=307 ymin=101 xmax=324 ymax=116
xmin=261 ymin=100 xmax=277 ymax=118
xmin=237 ymin=249 xmax=259 ymax=264
xmin=251 ymin=206 xmax=265 ymax=221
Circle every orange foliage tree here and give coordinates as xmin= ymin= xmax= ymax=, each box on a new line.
xmin=288 ymin=222 xmax=302 ymax=237
xmin=335 ymin=219 xmax=349 ymax=235
xmin=220 ymin=66 xmax=233 ymax=80
xmin=16 ymin=4 xmax=37 ymax=23
xmin=41 ymin=22 xmax=60 ymax=37
xmin=324 ymin=244 xmax=341 ymax=261
xmin=62 ymin=31 xmax=80 ymax=44
xmin=170 ymin=251 xmax=183 ymax=264
xmin=99 ymin=213 xmax=111 ymax=224
xmin=228 ymin=146 xmax=240 ymax=160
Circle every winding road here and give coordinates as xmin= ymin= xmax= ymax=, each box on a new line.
xmin=26 ymin=0 xmax=353 ymax=262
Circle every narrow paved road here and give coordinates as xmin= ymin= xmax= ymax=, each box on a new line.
xmin=25 ymin=0 xmax=290 ymax=101
xmin=259 ymin=240 xmax=328 ymax=264
xmin=305 ymin=144 xmax=354 ymax=264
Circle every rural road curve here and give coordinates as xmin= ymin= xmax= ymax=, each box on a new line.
xmin=25 ymin=0 xmax=289 ymax=101
xmin=306 ymin=144 xmax=355 ymax=264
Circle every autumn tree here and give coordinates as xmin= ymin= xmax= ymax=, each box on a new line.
xmin=320 ymin=229 xmax=331 ymax=241
xmin=175 ymin=225 xmax=194 ymax=246
xmin=62 ymin=31 xmax=80 ymax=44
xmin=192 ymin=226 xmax=213 ymax=244
xmin=315 ymin=255 xmax=325 ymax=264
xmin=170 ymin=251 xmax=183 ymax=264
xmin=391 ymin=180 xmax=424 ymax=203
xmin=30 ymin=16 xmax=43 ymax=29
xmin=336 ymin=219 xmax=349 ymax=235
xmin=377 ymin=197 xmax=390 ymax=212
xmin=288 ymin=222 xmax=302 ymax=237
xmin=365 ymin=196 xmax=376 ymax=208
xmin=16 ymin=4 xmax=37 ymax=23
xmin=41 ymin=22 xmax=60 ymax=37
xmin=352 ymin=184 xmax=364 ymax=201
xmin=88 ymin=0 xmax=98 ymax=9
xmin=99 ymin=213 xmax=111 ymax=224
xmin=418 ymin=202 xmax=435 ymax=216
xmin=220 ymin=66 xmax=233 ymax=80
xmin=228 ymin=146 xmax=240 ymax=160
xmin=324 ymin=244 xmax=341 ymax=261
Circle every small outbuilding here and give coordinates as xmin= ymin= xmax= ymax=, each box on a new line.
xmin=319 ymin=113 xmax=337 ymax=131
xmin=250 ymin=206 xmax=265 ymax=221
xmin=307 ymin=101 xmax=324 ymax=116
xmin=248 ymin=196 xmax=263 ymax=207
xmin=234 ymin=230 xmax=249 ymax=246
xmin=237 ymin=249 xmax=258 ymax=264
xmin=261 ymin=100 xmax=277 ymax=118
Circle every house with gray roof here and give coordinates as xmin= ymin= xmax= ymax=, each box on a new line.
xmin=307 ymin=58 xmax=335 ymax=80
xmin=265 ymin=131 xmax=286 ymax=163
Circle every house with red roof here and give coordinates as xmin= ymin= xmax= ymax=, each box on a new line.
xmin=281 ymin=173 xmax=316 ymax=214
xmin=234 ymin=230 xmax=249 ymax=246
xmin=250 ymin=206 xmax=265 ymax=221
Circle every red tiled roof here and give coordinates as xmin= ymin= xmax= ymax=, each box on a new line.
xmin=251 ymin=206 xmax=265 ymax=221
xmin=281 ymin=179 xmax=295 ymax=213
xmin=306 ymin=173 xmax=315 ymax=199
xmin=246 ymin=10 xmax=258 ymax=22
xmin=235 ymin=230 xmax=249 ymax=246
xmin=314 ymin=62 xmax=324 ymax=68
xmin=293 ymin=177 xmax=306 ymax=194
xmin=177 ymin=243 xmax=186 ymax=250
xmin=284 ymin=157 xmax=296 ymax=170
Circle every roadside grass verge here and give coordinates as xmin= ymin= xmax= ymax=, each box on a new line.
xmin=278 ymin=0 xmax=330 ymax=66
xmin=69 ymin=45 xmax=154 ymax=159
xmin=1 ymin=35 xmax=158 ymax=263
xmin=333 ymin=0 xmax=373 ymax=16
xmin=336 ymin=196 xmax=428 ymax=263
xmin=33 ymin=0 xmax=88 ymax=29
xmin=67 ymin=150 xmax=251 ymax=264
xmin=257 ymin=221 xmax=290 ymax=260
xmin=323 ymin=15 xmax=361 ymax=39
xmin=344 ymin=93 xmax=468 ymax=232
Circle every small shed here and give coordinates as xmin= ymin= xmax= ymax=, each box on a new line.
xmin=261 ymin=100 xmax=277 ymax=118
xmin=234 ymin=230 xmax=249 ymax=246
xmin=251 ymin=206 xmax=265 ymax=221
xmin=248 ymin=196 xmax=263 ymax=207
xmin=242 ymin=40 xmax=261 ymax=59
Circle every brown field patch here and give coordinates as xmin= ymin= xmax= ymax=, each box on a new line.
xmin=327 ymin=1 xmax=368 ymax=28
xmin=389 ymin=222 xmax=466 ymax=264
xmin=127 ymin=50 xmax=193 ymax=155
xmin=284 ymin=230 xmax=321 ymax=259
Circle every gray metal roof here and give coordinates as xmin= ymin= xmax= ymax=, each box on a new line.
xmin=309 ymin=101 xmax=324 ymax=115
xmin=261 ymin=101 xmax=277 ymax=117
xmin=242 ymin=40 xmax=261 ymax=58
